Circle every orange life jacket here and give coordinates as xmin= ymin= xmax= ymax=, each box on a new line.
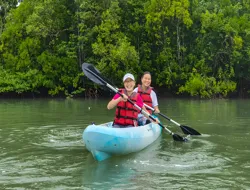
xmin=114 ymin=89 xmax=140 ymax=126
xmin=137 ymin=84 xmax=153 ymax=114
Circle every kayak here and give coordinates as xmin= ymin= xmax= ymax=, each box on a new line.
xmin=83 ymin=122 xmax=162 ymax=161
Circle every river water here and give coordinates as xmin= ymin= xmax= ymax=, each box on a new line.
xmin=0 ymin=98 xmax=250 ymax=189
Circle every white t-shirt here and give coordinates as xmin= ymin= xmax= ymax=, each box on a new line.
xmin=134 ymin=87 xmax=158 ymax=107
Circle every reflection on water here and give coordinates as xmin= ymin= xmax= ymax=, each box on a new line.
xmin=1 ymin=99 xmax=250 ymax=189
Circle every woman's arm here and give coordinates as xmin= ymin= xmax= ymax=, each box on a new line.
xmin=107 ymin=97 xmax=121 ymax=110
xmin=151 ymin=90 xmax=160 ymax=113
xmin=153 ymin=105 xmax=160 ymax=113
xmin=107 ymin=94 xmax=128 ymax=110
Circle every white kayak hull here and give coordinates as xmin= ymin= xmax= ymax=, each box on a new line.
xmin=83 ymin=122 xmax=162 ymax=161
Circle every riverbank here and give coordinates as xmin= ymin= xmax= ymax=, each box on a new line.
xmin=0 ymin=88 xmax=247 ymax=99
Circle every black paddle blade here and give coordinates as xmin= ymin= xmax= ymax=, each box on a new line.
xmin=173 ymin=134 xmax=188 ymax=142
xmin=82 ymin=63 xmax=106 ymax=86
xmin=181 ymin=125 xmax=201 ymax=135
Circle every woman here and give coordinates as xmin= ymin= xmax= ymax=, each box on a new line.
xmin=134 ymin=71 xmax=160 ymax=113
xmin=134 ymin=72 xmax=160 ymax=125
xmin=107 ymin=73 xmax=150 ymax=128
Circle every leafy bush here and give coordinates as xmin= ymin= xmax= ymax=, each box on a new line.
xmin=178 ymin=73 xmax=236 ymax=98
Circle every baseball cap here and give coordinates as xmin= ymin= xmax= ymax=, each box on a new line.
xmin=123 ymin=73 xmax=135 ymax=82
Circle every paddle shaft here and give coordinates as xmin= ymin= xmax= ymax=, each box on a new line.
xmin=144 ymin=103 xmax=201 ymax=135
xmin=144 ymin=104 xmax=181 ymax=126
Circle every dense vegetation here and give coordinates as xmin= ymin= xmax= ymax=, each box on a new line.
xmin=0 ymin=0 xmax=250 ymax=98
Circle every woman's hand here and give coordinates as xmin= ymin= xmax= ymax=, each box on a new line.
xmin=154 ymin=106 xmax=160 ymax=113
xmin=120 ymin=94 xmax=128 ymax=102
xmin=151 ymin=117 xmax=160 ymax=124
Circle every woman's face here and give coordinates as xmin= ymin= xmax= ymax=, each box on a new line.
xmin=124 ymin=78 xmax=135 ymax=92
xmin=141 ymin=74 xmax=151 ymax=88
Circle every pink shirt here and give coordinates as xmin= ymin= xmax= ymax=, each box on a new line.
xmin=113 ymin=93 xmax=143 ymax=108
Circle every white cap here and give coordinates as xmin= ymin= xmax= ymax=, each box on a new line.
xmin=123 ymin=73 xmax=135 ymax=82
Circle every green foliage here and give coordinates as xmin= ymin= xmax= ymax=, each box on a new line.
xmin=0 ymin=66 xmax=44 ymax=93
xmin=178 ymin=72 xmax=236 ymax=98
xmin=37 ymin=50 xmax=80 ymax=96
xmin=91 ymin=0 xmax=139 ymax=85
xmin=0 ymin=0 xmax=250 ymax=98
xmin=144 ymin=0 xmax=194 ymax=91
xmin=0 ymin=0 xmax=83 ymax=97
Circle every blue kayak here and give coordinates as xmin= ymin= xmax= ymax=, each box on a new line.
xmin=83 ymin=122 xmax=162 ymax=161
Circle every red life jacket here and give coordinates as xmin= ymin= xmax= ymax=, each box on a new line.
xmin=114 ymin=89 xmax=140 ymax=126
xmin=137 ymin=84 xmax=153 ymax=114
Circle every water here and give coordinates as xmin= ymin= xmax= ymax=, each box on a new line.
xmin=0 ymin=98 xmax=250 ymax=189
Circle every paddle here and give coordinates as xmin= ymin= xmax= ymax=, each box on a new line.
xmin=82 ymin=63 xmax=188 ymax=142
xmin=143 ymin=104 xmax=201 ymax=135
